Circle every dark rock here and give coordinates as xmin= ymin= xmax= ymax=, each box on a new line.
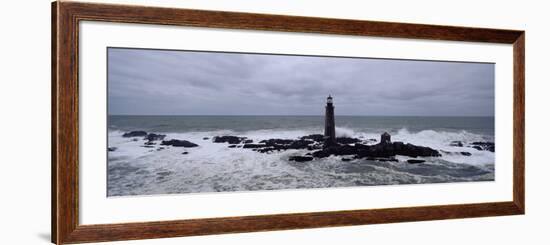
xmin=460 ymin=152 xmax=472 ymax=156
xmin=243 ymin=144 xmax=266 ymax=149
xmin=108 ymin=147 xmax=117 ymax=152
xmin=288 ymin=140 xmax=314 ymax=149
xmin=182 ymin=152 xmax=189 ymax=155
xmin=313 ymin=141 xmax=440 ymax=159
xmin=156 ymin=147 xmax=165 ymax=151
xmin=144 ymin=133 xmax=166 ymax=142
xmin=407 ymin=159 xmax=426 ymax=164
xmin=228 ymin=145 xmax=237 ymax=148
xmin=377 ymin=157 xmax=399 ymax=162
xmin=342 ymin=158 xmax=352 ymax=162
xmin=289 ymin=156 xmax=314 ymax=162
xmin=257 ymin=147 xmax=276 ymax=153
xmin=203 ymin=137 xmax=209 ymax=140
xmin=144 ymin=141 xmax=156 ymax=146
xmin=363 ymin=138 xmax=378 ymax=144
xmin=450 ymin=141 xmax=464 ymax=147
xmin=243 ymin=139 xmax=253 ymax=144
xmin=470 ymin=142 xmax=495 ymax=152
xmin=141 ymin=145 xmax=154 ymax=148
xmin=307 ymin=144 xmax=323 ymax=151
xmin=122 ymin=131 xmax=148 ymax=137
xmin=260 ymin=139 xmax=295 ymax=145
xmin=213 ymin=136 xmax=247 ymax=144
xmin=300 ymin=134 xmax=325 ymax=142
xmin=336 ymin=137 xmax=361 ymax=145
xmin=323 ymin=139 xmax=340 ymax=148
xmin=472 ymin=145 xmax=483 ymax=151
xmin=161 ymin=139 xmax=199 ymax=147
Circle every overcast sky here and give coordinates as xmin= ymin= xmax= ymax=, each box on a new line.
xmin=108 ymin=48 xmax=494 ymax=116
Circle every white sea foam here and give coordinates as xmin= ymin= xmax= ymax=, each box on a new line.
xmin=107 ymin=127 xmax=494 ymax=196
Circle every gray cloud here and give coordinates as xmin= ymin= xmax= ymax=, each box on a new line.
xmin=108 ymin=48 xmax=494 ymax=116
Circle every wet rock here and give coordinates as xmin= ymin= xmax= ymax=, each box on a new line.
xmin=243 ymin=139 xmax=253 ymax=144
xmin=341 ymin=157 xmax=353 ymax=162
xmin=460 ymin=152 xmax=472 ymax=156
xmin=161 ymin=139 xmax=198 ymax=147
xmin=470 ymin=142 xmax=495 ymax=152
xmin=336 ymin=137 xmax=361 ymax=145
xmin=203 ymin=137 xmax=209 ymax=140
xmin=407 ymin=159 xmax=426 ymax=164
xmin=122 ymin=131 xmax=148 ymax=137
xmin=144 ymin=141 xmax=156 ymax=146
xmin=300 ymin=134 xmax=325 ymax=142
xmin=213 ymin=136 xmax=247 ymax=144
xmin=364 ymin=138 xmax=378 ymax=144
xmin=243 ymin=144 xmax=266 ymax=149
xmin=450 ymin=141 xmax=464 ymax=147
xmin=260 ymin=139 xmax=295 ymax=145
xmin=288 ymin=140 xmax=314 ymax=149
xmin=108 ymin=147 xmax=117 ymax=152
xmin=376 ymin=157 xmax=399 ymax=162
xmin=144 ymin=133 xmax=166 ymax=142
xmin=141 ymin=145 xmax=155 ymax=148
xmin=228 ymin=145 xmax=237 ymax=148
xmin=256 ymin=147 xmax=276 ymax=153
xmin=312 ymin=141 xmax=440 ymax=159
xmin=307 ymin=144 xmax=323 ymax=151
xmin=181 ymin=152 xmax=188 ymax=155
xmin=289 ymin=156 xmax=314 ymax=162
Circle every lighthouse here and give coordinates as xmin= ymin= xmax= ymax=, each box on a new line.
xmin=324 ymin=95 xmax=336 ymax=145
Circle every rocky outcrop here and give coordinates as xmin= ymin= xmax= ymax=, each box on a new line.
xmin=161 ymin=139 xmax=198 ymax=147
xmin=122 ymin=131 xmax=148 ymax=137
xmin=312 ymin=141 xmax=440 ymax=159
xmin=336 ymin=137 xmax=361 ymax=145
xmin=210 ymin=133 xmax=442 ymax=163
xmin=470 ymin=142 xmax=495 ymax=152
xmin=289 ymin=156 xmax=314 ymax=162
xmin=300 ymin=134 xmax=325 ymax=142
xmin=243 ymin=144 xmax=266 ymax=149
xmin=145 ymin=133 xmax=166 ymax=142
xmin=213 ymin=136 xmax=247 ymax=144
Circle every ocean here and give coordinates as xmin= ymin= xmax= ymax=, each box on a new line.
xmin=107 ymin=115 xmax=495 ymax=197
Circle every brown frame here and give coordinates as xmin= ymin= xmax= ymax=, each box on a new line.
xmin=52 ymin=1 xmax=525 ymax=244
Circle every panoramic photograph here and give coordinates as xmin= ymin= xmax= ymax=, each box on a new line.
xmin=107 ymin=47 xmax=495 ymax=197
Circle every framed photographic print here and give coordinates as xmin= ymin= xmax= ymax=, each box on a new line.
xmin=52 ymin=1 xmax=525 ymax=244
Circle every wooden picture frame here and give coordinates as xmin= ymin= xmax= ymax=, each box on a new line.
xmin=52 ymin=1 xmax=525 ymax=244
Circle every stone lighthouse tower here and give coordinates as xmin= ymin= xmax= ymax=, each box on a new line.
xmin=324 ymin=95 xmax=336 ymax=144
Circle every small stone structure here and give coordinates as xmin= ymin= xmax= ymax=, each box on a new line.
xmin=381 ymin=132 xmax=391 ymax=144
